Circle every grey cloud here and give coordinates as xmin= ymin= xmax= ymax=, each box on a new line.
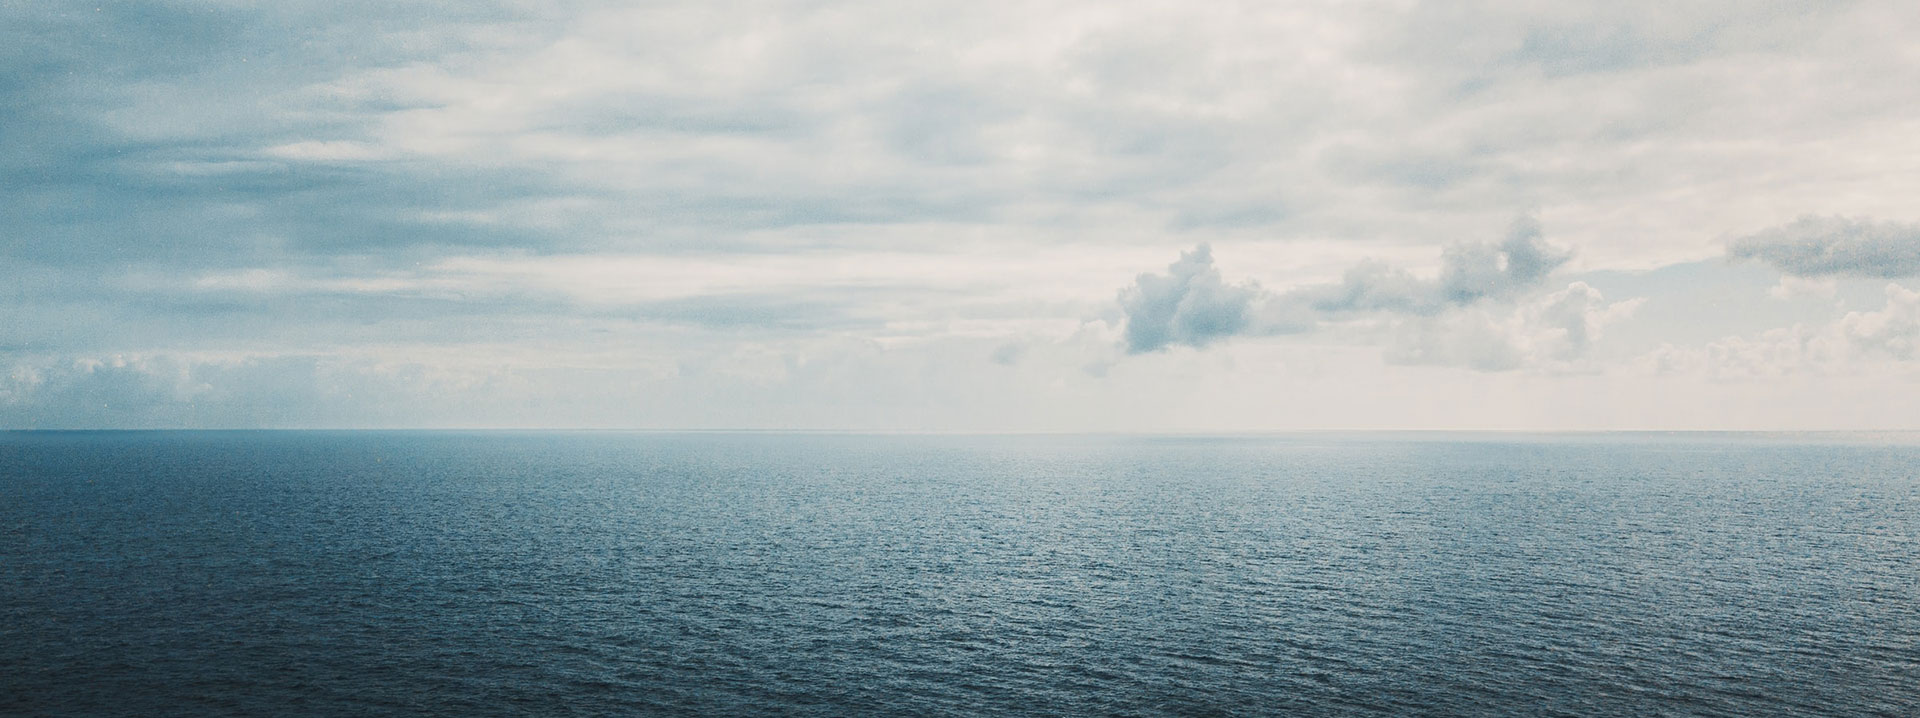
xmin=8 ymin=0 xmax=1000 ymax=268
xmin=0 ymin=2 xmax=589 ymax=272
xmin=1295 ymin=216 xmax=1571 ymax=315
xmin=1506 ymin=23 xmax=1715 ymax=78
xmin=1438 ymin=216 xmax=1572 ymax=303
xmin=538 ymin=92 xmax=818 ymax=138
xmin=628 ymin=291 xmax=889 ymax=332
xmin=1167 ymin=203 xmax=1291 ymax=231
xmin=1727 ymin=216 xmax=1920 ymax=278
xmin=8 ymin=0 xmax=1912 ymax=428
xmin=0 ymin=260 xmax=898 ymax=358
xmin=5 ymin=0 xmax=1891 ymax=279
xmin=0 ymin=352 xmax=563 ymax=429
xmin=1117 ymin=244 xmax=1261 ymax=353
xmin=1301 ymin=260 xmax=1436 ymax=314
xmin=880 ymin=83 xmax=1024 ymax=166
xmin=990 ymin=343 xmax=1026 ymax=366
xmin=0 ymin=355 xmax=338 ymax=429
xmin=1116 ymin=219 xmax=1581 ymax=361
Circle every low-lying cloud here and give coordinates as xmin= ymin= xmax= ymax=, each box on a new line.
xmin=1636 ymin=282 xmax=1920 ymax=378
xmin=1727 ymin=215 xmax=1920 ymax=278
xmin=1116 ymin=218 xmax=1600 ymax=369
xmin=1842 ymin=284 xmax=1920 ymax=359
xmin=1117 ymin=244 xmax=1264 ymax=354
xmin=1386 ymin=282 xmax=1641 ymax=372
xmin=1438 ymin=216 xmax=1573 ymax=303
xmin=1298 ymin=217 xmax=1572 ymax=315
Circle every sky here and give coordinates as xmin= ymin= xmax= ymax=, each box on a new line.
xmin=5 ymin=0 xmax=1920 ymax=430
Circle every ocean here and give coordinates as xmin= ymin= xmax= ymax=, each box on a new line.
xmin=2 ymin=431 xmax=1915 ymax=716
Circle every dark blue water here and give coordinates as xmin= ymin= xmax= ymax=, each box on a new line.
xmin=3 ymin=432 xmax=1916 ymax=717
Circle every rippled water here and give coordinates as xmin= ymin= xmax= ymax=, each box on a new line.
xmin=3 ymin=432 xmax=1916 ymax=716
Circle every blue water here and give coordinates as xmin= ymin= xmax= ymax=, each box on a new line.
xmin=2 ymin=432 xmax=1916 ymax=717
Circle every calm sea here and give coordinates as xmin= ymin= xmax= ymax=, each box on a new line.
xmin=2 ymin=431 xmax=1916 ymax=716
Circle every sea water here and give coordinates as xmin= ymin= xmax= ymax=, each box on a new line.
xmin=3 ymin=431 xmax=1916 ymax=716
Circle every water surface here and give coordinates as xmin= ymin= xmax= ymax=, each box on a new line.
xmin=3 ymin=432 xmax=1916 ymax=716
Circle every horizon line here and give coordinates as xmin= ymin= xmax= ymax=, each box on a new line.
xmin=6 ymin=427 xmax=1920 ymax=436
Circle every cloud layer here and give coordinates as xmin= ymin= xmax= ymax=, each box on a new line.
xmin=7 ymin=2 xmax=1920 ymax=428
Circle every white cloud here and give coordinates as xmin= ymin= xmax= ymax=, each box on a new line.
xmin=1841 ymin=283 xmax=1920 ymax=359
xmin=1637 ymin=283 xmax=1920 ymax=378
xmin=1386 ymin=281 xmax=1642 ymax=372
xmin=1767 ymin=275 xmax=1838 ymax=301
xmin=1636 ymin=327 xmax=1841 ymax=379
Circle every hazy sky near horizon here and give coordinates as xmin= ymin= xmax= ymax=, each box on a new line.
xmin=6 ymin=0 xmax=1920 ymax=430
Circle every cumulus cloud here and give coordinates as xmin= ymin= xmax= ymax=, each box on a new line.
xmin=1841 ymin=284 xmax=1920 ymax=359
xmin=1117 ymin=244 xmax=1264 ymax=353
xmin=1638 ymin=283 xmax=1920 ymax=377
xmin=1386 ymin=282 xmax=1641 ymax=371
xmin=1533 ymin=282 xmax=1631 ymax=360
xmin=1727 ymin=216 xmax=1920 ymax=278
xmin=1291 ymin=216 xmax=1572 ymax=315
xmin=1300 ymin=260 xmax=1436 ymax=314
xmin=1636 ymin=326 xmax=1841 ymax=379
xmin=1116 ymin=218 xmax=1592 ymax=369
xmin=1438 ymin=216 xmax=1573 ymax=304
xmin=1767 ymin=275 xmax=1838 ymax=301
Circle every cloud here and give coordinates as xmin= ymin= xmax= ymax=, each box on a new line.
xmin=1637 ymin=282 xmax=1920 ymax=377
xmin=1116 ymin=218 xmax=1587 ymax=367
xmin=0 ymin=333 xmax=1139 ymax=431
xmin=0 ymin=354 xmax=343 ymax=428
xmin=1292 ymin=216 xmax=1572 ymax=315
xmin=1727 ymin=216 xmax=1920 ymax=278
xmin=989 ymin=342 xmax=1027 ymax=365
xmin=1438 ymin=216 xmax=1573 ymax=303
xmin=1384 ymin=310 xmax=1527 ymax=371
xmin=0 ymin=351 xmax=650 ymax=429
xmin=9 ymin=0 xmax=1908 ymax=283
xmin=1534 ymin=281 xmax=1637 ymax=360
xmin=1636 ymin=327 xmax=1840 ymax=379
xmin=1117 ymin=244 xmax=1262 ymax=353
xmin=8 ymin=1 xmax=1920 ymax=429
xmin=1767 ymin=275 xmax=1837 ymax=301
xmin=1386 ymin=281 xmax=1641 ymax=371
xmin=1300 ymin=260 xmax=1437 ymax=314
xmin=1840 ymin=284 xmax=1920 ymax=359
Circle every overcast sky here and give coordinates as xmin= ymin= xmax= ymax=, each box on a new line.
xmin=6 ymin=0 xmax=1920 ymax=430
